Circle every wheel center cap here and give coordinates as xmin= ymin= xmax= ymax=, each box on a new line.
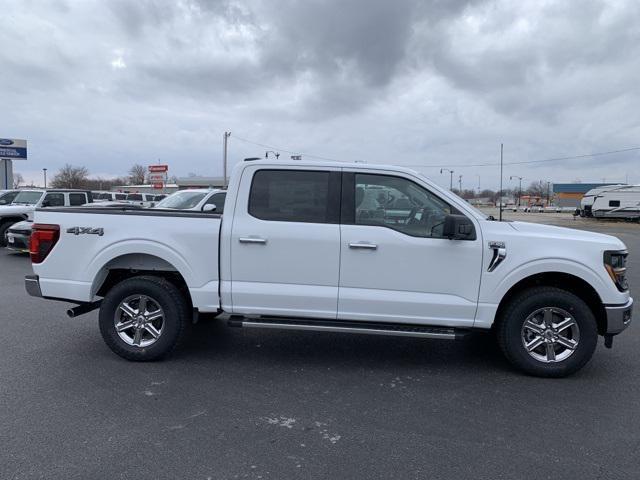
xmin=544 ymin=330 xmax=555 ymax=340
xmin=135 ymin=315 xmax=145 ymax=327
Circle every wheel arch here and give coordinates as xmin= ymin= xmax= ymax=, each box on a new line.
xmin=495 ymin=272 xmax=607 ymax=335
xmin=91 ymin=253 xmax=193 ymax=309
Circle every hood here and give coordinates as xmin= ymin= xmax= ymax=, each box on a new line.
xmin=509 ymin=221 xmax=626 ymax=250
xmin=0 ymin=204 xmax=34 ymax=215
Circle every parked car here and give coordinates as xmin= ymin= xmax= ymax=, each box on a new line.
xmin=5 ymin=219 xmax=32 ymax=253
xmin=92 ymin=191 xmax=128 ymax=202
xmin=0 ymin=189 xmax=92 ymax=246
xmin=26 ymin=160 xmax=632 ymax=377
xmin=125 ymin=193 xmax=158 ymax=207
xmin=0 ymin=189 xmax=20 ymax=206
xmin=153 ymin=189 xmax=227 ymax=213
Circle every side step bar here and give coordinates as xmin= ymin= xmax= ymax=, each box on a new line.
xmin=227 ymin=316 xmax=469 ymax=340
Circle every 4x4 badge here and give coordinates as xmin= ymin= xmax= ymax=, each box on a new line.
xmin=66 ymin=227 xmax=104 ymax=236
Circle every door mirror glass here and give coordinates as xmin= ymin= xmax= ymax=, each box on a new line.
xmin=442 ymin=214 xmax=476 ymax=240
xmin=202 ymin=203 xmax=217 ymax=212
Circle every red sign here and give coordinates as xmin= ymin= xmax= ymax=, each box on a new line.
xmin=152 ymin=183 xmax=164 ymax=189
xmin=148 ymin=173 xmax=165 ymax=182
xmin=148 ymin=165 xmax=169 ymax=173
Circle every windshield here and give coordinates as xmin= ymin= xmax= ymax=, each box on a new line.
xmin=12 ymin=191 xmax=44 ymax=205
xmin=155 ymin=191 xmax=207 ymax=209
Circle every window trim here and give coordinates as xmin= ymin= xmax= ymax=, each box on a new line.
xmin=248 ymin=168 xmax=341 ymax=224
xmin=341 ymin=171 xmax=469 ymax=239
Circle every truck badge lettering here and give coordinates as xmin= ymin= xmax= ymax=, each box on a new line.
xmin=66 ymin=227 xmax=104 ymax=236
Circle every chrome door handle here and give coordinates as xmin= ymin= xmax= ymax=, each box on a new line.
xmin=349 ymin=242 xmax=377 ymax=250
xmin=239 ymin=237 xmax=267 ymax=244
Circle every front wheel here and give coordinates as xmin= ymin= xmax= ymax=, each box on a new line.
xmin=99 ymin=276 xmax=191 ymax=361
xmin=497 ymin=287 xmax=598 ymax=377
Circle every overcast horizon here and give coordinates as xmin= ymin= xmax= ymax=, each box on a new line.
xmin=2 ymin=0 xmax=640 ymax=190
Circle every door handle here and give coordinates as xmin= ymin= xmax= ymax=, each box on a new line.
xmin=239 ymin=237 xmax=267 ymax=244
xmin=349 ymin=242 xmax=377 ymax=250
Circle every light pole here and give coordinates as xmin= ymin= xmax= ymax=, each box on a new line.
xmin=43 ymin=168 xmax=47 ymax=188
xmin=510 ymin=175 xmax=524 ymax=207
xmin=476 ymin=174 xmax=480 ymax=193
xmin=265 ymin=150 xmax=280 ymax=159
xmin=440 ymin=168 xmax=454 ymax=190
xmin=222 ymin=132 xmax=231 ymax=187
xmin=458 ymin=174 xmax=463 ymax=192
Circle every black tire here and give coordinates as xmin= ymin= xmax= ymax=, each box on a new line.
xmin=99 ymin=275 xmax=191 ymax=361
xmin=0 ymin=221 xmax=12 ymax=247
xmin=496 ymin=287 xmax=598 ymax=377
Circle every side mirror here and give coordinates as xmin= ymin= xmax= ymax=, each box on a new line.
xmin=443 ymin=214 xmax=476 ymax=240
xmin=202 ymin=204 xmax=217 ymax=212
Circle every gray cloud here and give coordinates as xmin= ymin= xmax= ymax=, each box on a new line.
xmin=1 ymin=0 xmax=639 ymax=187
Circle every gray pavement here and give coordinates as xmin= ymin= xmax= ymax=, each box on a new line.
xmin=1 ymin=216 xmax=639 ymax=479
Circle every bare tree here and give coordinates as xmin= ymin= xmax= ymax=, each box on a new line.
xmin=525 ymin=180 xmax=547 ymax=197
xmin=128 ymin=164 xmax=147 ymax=185
xmin=50 ymin=164 xmax=90 ymax=189
xmin=13 ymin=173 xmax=24 ymax=188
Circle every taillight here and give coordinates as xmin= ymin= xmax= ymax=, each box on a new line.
xmin=30 ymin=224 xmax=60 ymax=264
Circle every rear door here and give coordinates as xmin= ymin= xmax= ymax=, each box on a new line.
xmin=230 ymin=166 xmax=341 ymax=318
xmin=338 ymin=171 xmax=483 ymax=327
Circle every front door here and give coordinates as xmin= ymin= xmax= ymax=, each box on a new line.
xmin=230 ymin=166 xmax=342 ymax=318
xmin=338 ymin=171 xmax=483 ymax=327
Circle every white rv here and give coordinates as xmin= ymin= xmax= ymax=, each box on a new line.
xmin=587 ymin=185 xmax=640 ymax=219
xmin=579 ymin=185 xmax=625 ymax=217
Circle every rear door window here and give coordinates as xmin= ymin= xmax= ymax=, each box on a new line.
xmin=248 ymin=170 xmax=338 ymax=223
xmin=69 ymin=193 xmax=87 ymax=206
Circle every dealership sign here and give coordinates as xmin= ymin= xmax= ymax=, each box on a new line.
xmin=0 ymin=138 xmax=27 ymax=160
xmin=148 ymin=173 xmax=165 ymax=182
xmin=148 ymin=164 xmax=168 ymax=173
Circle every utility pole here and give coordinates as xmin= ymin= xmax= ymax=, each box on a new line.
xmin=458 ymin=174 xmax=462 ymax=192
xmin=43 ymin=168 xmax=47 ymax=188
xmin=223 ymin=131 xmax=231 ymax=187
xmin=476 ymin=174 xmax=480 ymax=193
xmin=499 ymin=143 xmax=504 ymax=221
xmin=510 ymin=175 xmax=523 ymax=207
xmin=440 ymin=168 xmax=454 ymax=190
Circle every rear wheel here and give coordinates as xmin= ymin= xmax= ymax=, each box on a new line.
xmin=99 ymin=276 xmax=191 ymax=361
xmin=497 ymin=287 xmax=598 ymax=377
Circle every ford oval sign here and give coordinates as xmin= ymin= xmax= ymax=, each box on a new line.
xmin=0 ymin=139 xmax=14 ymax=146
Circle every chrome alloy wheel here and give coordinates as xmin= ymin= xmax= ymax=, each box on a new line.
xmin=521 ymin=307 xmax=580 ymax=363
xmin=114 ymin=295 xmax=165 ymax=347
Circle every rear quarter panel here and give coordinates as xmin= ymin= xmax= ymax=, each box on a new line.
xmin=32 ymin=209 xmax=221 ymax=311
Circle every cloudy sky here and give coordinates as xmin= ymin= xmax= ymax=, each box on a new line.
xmin=2 ymin=0 xmax=640 ymax=190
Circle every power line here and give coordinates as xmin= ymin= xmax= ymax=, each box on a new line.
xmin=231 ymin=134 xmax=640 ymax=170
xmin=404 ymin=146 xmax=640 ymax=169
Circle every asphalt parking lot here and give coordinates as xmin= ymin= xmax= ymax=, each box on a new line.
xmin=1 ymin=215 xmax=639 ymax=480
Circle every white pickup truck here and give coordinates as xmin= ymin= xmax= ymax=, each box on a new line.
xmin=25 ymin=160 xmax=632 ymax=377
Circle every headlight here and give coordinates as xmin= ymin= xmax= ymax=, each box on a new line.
xmin=604 ymin=250 xmax=628 ymax=292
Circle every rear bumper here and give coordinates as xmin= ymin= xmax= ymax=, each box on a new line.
xmin=6 ymin=232 xmax=30 ymax=252
xmin=25 ymin=275 xmax=42 ymax=298
xmin=604 ymin=298 xmax=633 ymax=335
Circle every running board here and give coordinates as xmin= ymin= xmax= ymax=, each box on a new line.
xmin=227 ymin=316 xmax=469 ymax=340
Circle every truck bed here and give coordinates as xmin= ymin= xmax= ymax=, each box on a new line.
xmin=31 ymin=206 xmax=222 ymax=312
